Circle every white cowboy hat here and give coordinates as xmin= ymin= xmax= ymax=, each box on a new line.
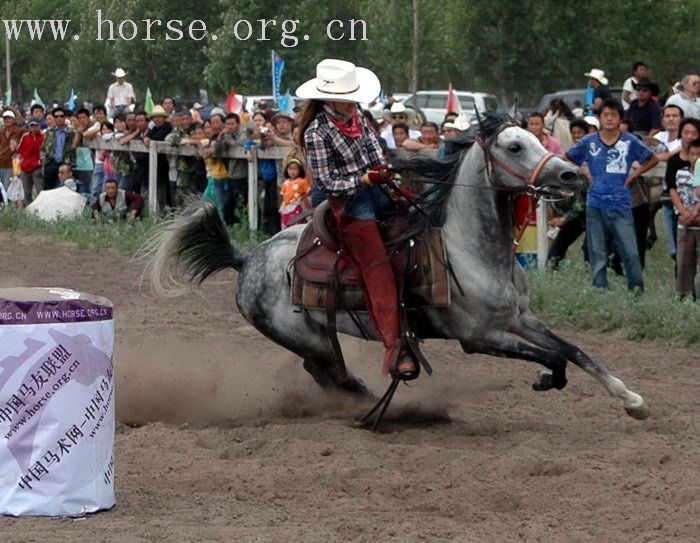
xmin=381 ymin=102 xmax=417 ymax=122
xmin=112 ymin=68 xmax=128 ymax=78
xmin=584 ymin=68 xmax=608 ymax=86
xmin=443 ymin=114 xmax=473 ymax=131
xmin=295 ymin=59 xmax=381 ymax=104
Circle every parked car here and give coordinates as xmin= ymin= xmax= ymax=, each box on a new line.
xmin=532 ymin=88 xmax=624 ymax=114
xmin=400 ymin=91 xmax=500 ymax=125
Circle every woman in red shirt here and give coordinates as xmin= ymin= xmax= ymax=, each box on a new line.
xmin=16 ymin=120 xmax=45 ymax=205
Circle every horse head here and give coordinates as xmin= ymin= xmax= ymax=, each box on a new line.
xmin=476 ymin=111 xmax=581 ymax=199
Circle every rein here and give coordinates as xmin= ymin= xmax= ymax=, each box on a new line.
xmin=474 ymin=139 xmax=555 ymax=253
xmin=399 ymin=128 xmax=562 ymax=252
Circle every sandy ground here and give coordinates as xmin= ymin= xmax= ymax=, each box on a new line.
xmin=0 ymin=231 xmax=698 ymax=542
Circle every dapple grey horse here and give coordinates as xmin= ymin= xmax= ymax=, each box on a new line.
xmin=146 ymin=112 xmax=649 ymax=421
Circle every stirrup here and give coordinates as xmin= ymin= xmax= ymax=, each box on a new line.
xmin=391 ymin=351 xmax=420 ymax=381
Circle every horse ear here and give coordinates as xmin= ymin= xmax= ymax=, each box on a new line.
xmin=507 ymin=99 xmax=518 ymax=119
xmin=474 ymin=107 xmax=484 ymax=132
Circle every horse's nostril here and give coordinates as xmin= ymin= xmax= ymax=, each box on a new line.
xmin=560 ymin=170 xmax=578 ymax=182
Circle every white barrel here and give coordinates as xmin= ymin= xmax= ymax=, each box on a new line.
xmin=0 ymin=288 xmax=115 ymax=516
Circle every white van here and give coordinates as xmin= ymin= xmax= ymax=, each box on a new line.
xmin=401 ymin=91 xmax=500 ymax=125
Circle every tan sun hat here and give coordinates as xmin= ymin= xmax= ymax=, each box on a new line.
xmin=112 ymin=68 xmax=128 ymax=78
xmin=584 ymin=68 xmax=609 ymax=86
xmin=296 ymin=59 xmax=381 ymax=104
xmin=149 ymin=105 xmax=168 ymax=118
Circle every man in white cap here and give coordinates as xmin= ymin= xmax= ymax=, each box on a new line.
xmin=380 ymin=102 xmax=420 ymax=149
xmin=107 ymin=68 xmax=135 ymax=114
xmin=296 ymin=58 xmax=419 ymax=380
xmin=584 ymin=68 xmax=611 ymax=114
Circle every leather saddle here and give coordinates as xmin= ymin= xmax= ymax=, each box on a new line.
xmin=290 ymin=201 xmax=451 ymax=311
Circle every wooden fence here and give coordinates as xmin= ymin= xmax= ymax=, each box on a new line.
xmin=84 ymin=138 xmax=289 ymax=230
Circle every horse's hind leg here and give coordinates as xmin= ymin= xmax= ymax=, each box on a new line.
xmin=253 ymin=312 xmax=372 ymax=397
xmin=461 ymin=331 xmax=569 ymax=390
xmin=513 ymin=313 xmax=650 ymax=419
xmin=302 ymin=355 xmax=370 ymax=397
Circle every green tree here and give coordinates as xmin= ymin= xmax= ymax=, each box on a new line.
xmin=2 ymin=0 xmax=698 ymax=108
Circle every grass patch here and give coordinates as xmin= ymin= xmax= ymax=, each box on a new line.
xmin=0 ymin=205 xmax=267 ymax=256
xmin=527 ymin=220 xmax=700 ymax=347
xmin=2 ymin=205 xmax=698 ymax=347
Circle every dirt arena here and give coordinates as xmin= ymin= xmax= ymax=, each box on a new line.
xmin=1 ymin=232 xmax=698 ymax=542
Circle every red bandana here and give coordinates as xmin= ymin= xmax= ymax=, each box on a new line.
xmin=324 ymin=105 xmax=362 ymax=139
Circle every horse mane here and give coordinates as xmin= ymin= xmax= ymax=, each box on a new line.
xmin=389 ymin=110 xmax=513 ymax=245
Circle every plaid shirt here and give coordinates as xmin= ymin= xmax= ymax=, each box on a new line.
xmin=304 ymin=105 xmax=383 ymax=196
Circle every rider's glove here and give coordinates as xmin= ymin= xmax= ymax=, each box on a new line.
xmin=366 ymin=164 xmax=395 ymax=185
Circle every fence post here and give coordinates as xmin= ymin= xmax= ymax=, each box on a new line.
xmin=536 ymin=200 xmax=548 ymax=270
xmin=148 ymin=143 xmax=158 ymax=217
xmin=247 ymin=153 xmax=259 ymax=231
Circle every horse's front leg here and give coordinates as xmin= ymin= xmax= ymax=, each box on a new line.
xmin=460 ymin=331 xmax=569 ymax=390
xmin=512 ymin=312 xmax=650 ymax=420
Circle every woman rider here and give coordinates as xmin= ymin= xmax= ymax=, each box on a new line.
xmin=295 ymin=59 xmax=418 ymax=380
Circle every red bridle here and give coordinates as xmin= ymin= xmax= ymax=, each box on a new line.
xmin=477 ymin=130 xmax=557 ymax=253
xmin=478 ymin=137 xmax=556 ymax=193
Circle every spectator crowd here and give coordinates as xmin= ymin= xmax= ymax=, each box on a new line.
xmin=0 ymin=62 xmax=699 ymax=299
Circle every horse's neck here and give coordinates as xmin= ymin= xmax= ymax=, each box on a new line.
xmin=444 ymin=147 xmax=515 ymax=265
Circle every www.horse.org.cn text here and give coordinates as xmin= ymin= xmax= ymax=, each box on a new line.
xmin=2 ymin=11 xmax=370 ymax=47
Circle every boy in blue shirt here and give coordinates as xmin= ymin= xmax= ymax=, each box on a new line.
xmin=566 ymin=99 xmax=659 ymax=291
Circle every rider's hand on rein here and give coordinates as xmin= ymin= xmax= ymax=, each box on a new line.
xmin=366 ymin=164 xmax=396 ymax=185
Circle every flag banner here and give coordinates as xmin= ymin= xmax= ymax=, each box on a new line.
xmin=32 ymin=89 xmax=44 ymax=108
xmin=144 ymin=88 xmax=155 ymax=115
xmin=271 ymin=50 xmax=285 ymax=101
xmin=446 ymin=83 xmax=462 ymax=114
xmin=67 ymin=89 xmax=77 ymax=111
xmin=226 ymin=90 xmax=243 ymax=114
xmin=277 ymin=90 xmax=295 ymax=116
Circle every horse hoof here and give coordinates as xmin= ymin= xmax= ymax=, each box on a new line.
xmin=532 ymin=371 xmax=554 ymax=391
xmin=624 ymin=400 xmax=651 ymax=420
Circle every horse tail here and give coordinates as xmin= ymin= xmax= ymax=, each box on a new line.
xmin=142 ymin=199 xmax=247 ymax=297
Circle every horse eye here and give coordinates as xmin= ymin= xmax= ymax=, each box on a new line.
xmin=508 ymin=143 xmax=522 ymax=153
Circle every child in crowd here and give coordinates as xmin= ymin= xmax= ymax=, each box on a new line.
xmin=279 ymin=158 xmax=310 ymax=229
xmin=669 ymin=139 xmax=700 ymax=300
xmin=392 ymin=123 xmax=410 ymax=148
xmin=6 ymin=137 xmax=25 ymax=207
xmin=100 ymin=122 xmax=117 ymax=181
